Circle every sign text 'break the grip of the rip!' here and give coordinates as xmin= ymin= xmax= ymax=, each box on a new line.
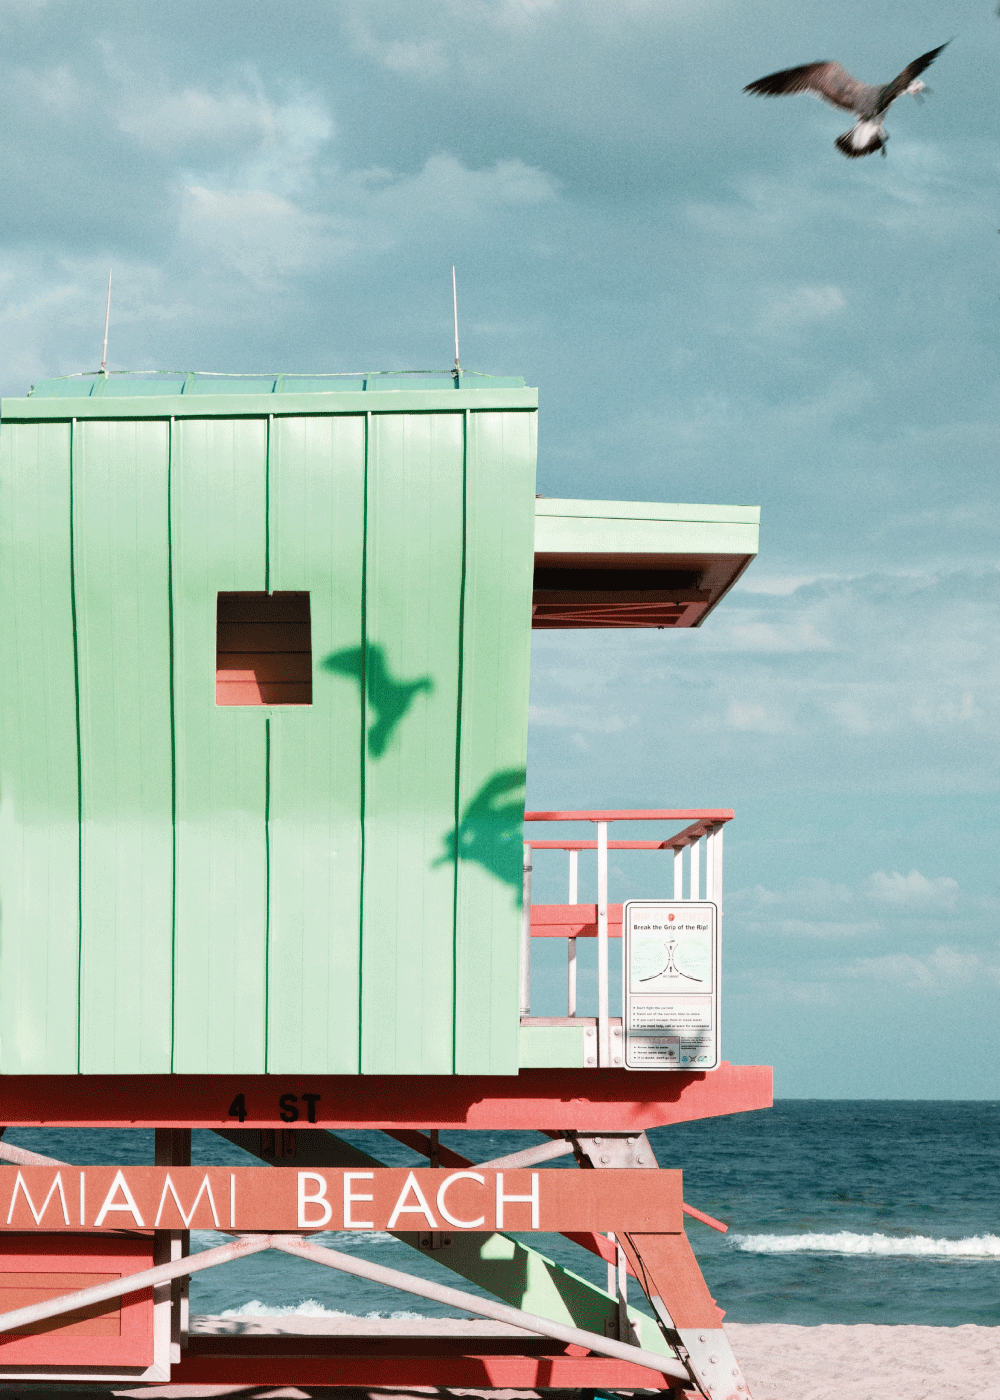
xmin=0 ymin=1168 xmax=683 ymax=1233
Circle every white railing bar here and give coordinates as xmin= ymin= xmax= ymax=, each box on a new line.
xmin=568 ymin=848 xmax=578 ymax=1017
xmin=704 ymin=826 xmax=715 ymax=902
xmin=606 ymin=1230 xmax=616 ymax=1295
xmin=0 ymin=1141 xmax=64 ymax=1167
xmin=715 ymin=821 xmax=724 ymax=908
xmin=673 ymin=845 xmax=683 ymax=899
xmin=474 ymin=1137 xmax=575 ymax=1170
xmin=520 ymin=841 xmax=532 ymax=1016
xmin=596 ymin=820 xmax=609 ymax=1065
xmin=690 ymin=836 xmax=700 ymax=901
xmin=617 ymin=1235 xmax=629 ymax=1340
xmin=0 ymin=1235 xmax=274 ymax=1335
xmin=273 ymin=1234 xmax=687 ymax=1380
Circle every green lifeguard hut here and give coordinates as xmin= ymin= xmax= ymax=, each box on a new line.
xmin=0 ymin=372 xmax=758 ymax=1082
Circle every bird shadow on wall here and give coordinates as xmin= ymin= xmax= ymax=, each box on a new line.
xmin=321 ymin=645 xmax=433 ymax=758
xmin=435 ymin=767 xmax=526 ymax=898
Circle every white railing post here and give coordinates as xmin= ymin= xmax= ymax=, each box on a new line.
xmin=704 ymin=826 xmax=715 ymax=902
xmin=597 ymin=820 xmax=609 ymax=1065
xmin=520 ymin=842 xmax=532 ymax=1016
xmin=567 ymin=849 xmax=578 ymax=1017
xmin=715 ymin=822 xmax=724 ymax=906
xmin=673 ymin=843 xmax=683 ymax=899
xmin=690 ymin=835 xmax=700 ymax=901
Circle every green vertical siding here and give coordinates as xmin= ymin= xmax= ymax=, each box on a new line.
xmin=74 ymin=420 xmax=174 ymax=1072
xmin=171 ymin=417 xmax=269 ymax=1073
xmin=0 ymin=422 xmax=80 ymax=1072
xmin=453 ymin=411 xmax=537 ymax=1073
xmin=0 ymin=391 xmax=538 ymax=1076
xmin=360 ymin=413 xmax=464 ymax=1074
xmin=266 ymin=413 xmax=365 ymax=1073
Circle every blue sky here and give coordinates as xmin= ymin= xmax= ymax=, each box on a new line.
xmin=1 ymin=0 xmax=997 ymax=1097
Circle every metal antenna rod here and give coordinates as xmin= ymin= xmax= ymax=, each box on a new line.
xmin=100 ymin=269 xmax=113 ymax=376
xmin=452 ymin=265 xmax=461 ymax=375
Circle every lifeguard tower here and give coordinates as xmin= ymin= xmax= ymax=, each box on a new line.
xmin=0 ymin=370 xmax=770 ymax=1398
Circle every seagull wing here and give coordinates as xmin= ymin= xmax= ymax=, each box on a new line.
xmin=875 ymin=41 xmax=950 ymax=111
xmin=744 ymin=61 xmax=874 ymax=113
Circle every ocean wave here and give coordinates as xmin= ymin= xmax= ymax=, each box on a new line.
xmin=218 ymin=1299 xmax=425 ymax=1320
xmin=730 ymin=1231 xmax=1000 ymax=1259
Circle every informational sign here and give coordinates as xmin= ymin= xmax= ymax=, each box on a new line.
xmin=623 ymin=900 xmax=719 ymax=1071
xmin=0 ymin=1167 xmax=682 ymax=1234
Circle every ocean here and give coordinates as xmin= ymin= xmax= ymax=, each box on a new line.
xmin=4 ymin=1100 xmax=998 ymax=1327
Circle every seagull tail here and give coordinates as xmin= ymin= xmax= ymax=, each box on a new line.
xmin=835 ymin=120 xmax=886 ymax=158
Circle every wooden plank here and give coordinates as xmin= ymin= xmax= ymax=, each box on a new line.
xmin=0 ymin=422 xmax=80 ymax=1072
xmin=215 ymin=681 xmax=312 ymax=706
xmin=0 ymin=1167 xmax=683 ymax=1234
xmin=531 ymin=904 xmax=624 ymax=937
xmin=74 ymin=419 xmax=174 ymax=1073
xmin=454 ymin=410 xmax=537 ymax=1073
xmin=361 ymin=412 xmax=464 ymax=1074
xmin=216 ymin=622 xmax=312 ymax=651
xmin=265 ymin=413 xmax=365 ymax=1074
xmin=217 ymin=592 xmax=309 ymax=623
xmin=171 ymin=417 xmax=268 ymax=1073
xmin=216 ymin=654 xmax=313 ymax=682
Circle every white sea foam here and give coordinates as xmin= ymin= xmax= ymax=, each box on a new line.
xmin=731 ymin=1231 xmax=1000 ymax=1259
xmin=217 ymin=1299 xmax=424 ymax=1320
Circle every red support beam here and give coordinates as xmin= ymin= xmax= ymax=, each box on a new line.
xmin=170 ymin=1335 xmax=671 ymax=1388
xmin=0 ymin=1064 xmax=772 ymax=1129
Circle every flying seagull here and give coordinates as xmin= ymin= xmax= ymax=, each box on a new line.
xmin=744 ymin=42 xmax=949 ymax=158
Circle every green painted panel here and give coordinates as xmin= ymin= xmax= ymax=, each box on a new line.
xmin=171 ymin=417 xmax=269 ymax=1073
xmin=453 ymin=411 xmax=537 ymax=1075
xmin=418 ymin=1231 xmax=664 ymax=1352
xmin=0 ymin=422 xmax=80 ymax=1072
xmin=534 ymin=510 xmax=759 ymax=558
xmin=4 ymin=387 xmax=539 ymax=422
xmin=360 ymin=412 xmax=464 ymax=1075
xmin=266 ymin=414 xmax=366 ymax=1073
xmin=518 ymin=1024 xmax=587 ymax=1068
xmin=74 ymin=420 xmax=173 ymax=1072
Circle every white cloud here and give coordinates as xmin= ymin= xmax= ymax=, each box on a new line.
xmin=762 ymin=283 xmax=846 ymax=330
xmin=846 ymin=945 xmax=1000 ymax=993
xmin=864 ymin=870 xmax=960 ymax=907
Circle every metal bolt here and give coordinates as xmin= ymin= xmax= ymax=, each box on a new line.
xmin=699 ymin=1335 xmax=708 ymax=1343
xmin=710 ymin=1355 xmax=720 ymax=1365
xmin=594 ymin=1136 xmax=602 ymax=1143
xmin=627 ymin=1136 xmax=636 ymax=1143
xmin=614 ymin=1056 xmax=622 ymax=1064
xmin=600 ymin=1155 xmax=610 ymax=1164
xmin=636 ymin=1154 xmax=645 ymax=1163
xmin=586 ymin=1056 xmax=596 ymax=1065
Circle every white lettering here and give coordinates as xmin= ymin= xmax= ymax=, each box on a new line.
xmin=230 ymin=1173 xmax=236 ymax=1228
xmin=495 ymin=1172 xmax=539 ymax=1229
xmin=79 ymin=1171 xmax=85 ymax=1226
xmin=6 ymin=1171 xmax=70 ymax=1226
xmin=154 ymin=1173 xmax=220 ymax=1228
xmin=94 ymin=1170 xmax=145 ymax=1228
xmin=386 ymin=1171 xmax=438 ymax=1230
xmin=343 ymin=1172 xmax=374 ymax=1229
xmin=436 ymin=1171 xmax=486 ymax=1228
xmin=298 ymin=1172 xmax=333 ymax=1228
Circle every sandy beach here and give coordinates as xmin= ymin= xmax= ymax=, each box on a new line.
xmin=725 ymin=1323 xmax=1000 ymax=1400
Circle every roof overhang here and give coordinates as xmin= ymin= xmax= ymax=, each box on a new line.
xmin=533 ymin=498 xmax=759 ymax=629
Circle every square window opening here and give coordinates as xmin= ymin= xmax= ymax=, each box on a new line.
xmin=216 ymin=592 xmax=312 ymax=706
